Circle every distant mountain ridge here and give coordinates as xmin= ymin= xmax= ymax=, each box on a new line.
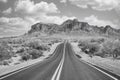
xmin=28 ymin=19 xmax=120 ymax=36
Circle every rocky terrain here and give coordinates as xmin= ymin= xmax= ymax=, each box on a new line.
xmin=27 ymin=19 xmax=120 ymax=38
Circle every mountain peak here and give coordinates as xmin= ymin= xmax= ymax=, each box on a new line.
xmin=27 ymin=19 xmax=120 ymax=37
xmin=73 ymin=19 xmax=79 ymax=22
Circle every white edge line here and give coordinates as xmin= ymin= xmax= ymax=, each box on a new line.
xmin=0 ymin=61 xmax=40 ymax=80
xmin=0 ymin=43 xmax=61 ymax=80
xmin=81 ymin=60 xmax=118 ymax=80
xmin=70 ymin=43 xmax=118 ymax=80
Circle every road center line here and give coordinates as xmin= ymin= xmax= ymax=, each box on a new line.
xmin=51 ymin=42 xmax=66 ymax=80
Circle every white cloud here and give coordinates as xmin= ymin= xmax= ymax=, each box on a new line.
xmin=15 ymin=0 xmax=75 ymax=25
xmin=60 ymin=0 xmax=67 ymax=3
xmin=2 ymin=8 xmax=12 ymax=14
xmin=0 ymin=17 xmax=9 ymax=23
xmin=0 ymin=15 xmax=75 ymax=37
xmin=0 ymin=0 xmax=76 ymax=37
xmin=84 ymin=15 xmax=118 ymax=28
xmin=0 ymin=0 xmax=7 ymax=3
xmin=15 ymin=0 xmax=59 ymax=16
xmin=0 ymin=17 xmax=28 ymax=28
xmin=29 ymin=14 xmax=76 ymax=25
xmin=66 ymin=0 xmax=120 ymax=11
xmin=0 ymin=17 xmax=32 ymax=36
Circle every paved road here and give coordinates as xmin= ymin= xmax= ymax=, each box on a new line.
xmin=0 ymin=42 xmax=118 ymax=80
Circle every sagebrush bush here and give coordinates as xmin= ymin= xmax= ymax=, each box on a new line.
xmin=28 ymin=49 xmax=43 ymax=59
xmin=16 ymin=48 xmax=25 ymax=53
xmin=25 ymin=41 xmax=50 ymax=51
xmin=100 ymin=39 xmax=120 ymax=58
xmin=0 ymin=42 xmax=13 ymax=61
xmin=21 ymin=55 xmax=30 ymax=61
xmin=2 ymin=60 xmax=9 ymax=65
xmin=90 ymin=38 xmax=105 ymax=44
xmin=78 ymin=41 xmax=100 ymax=56
xmin=21 ymin=53 xmax=31 ymax=61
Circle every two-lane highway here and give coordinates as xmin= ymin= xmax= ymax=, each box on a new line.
xmin=0 ymin=42 xmax=119 ymax=80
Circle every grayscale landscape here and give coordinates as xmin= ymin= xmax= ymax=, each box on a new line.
xmin=0 ymin=0 xmax=120 ymax=80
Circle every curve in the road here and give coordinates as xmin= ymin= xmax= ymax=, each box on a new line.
xmin=1 ymin=42 xmax=119 ymax=80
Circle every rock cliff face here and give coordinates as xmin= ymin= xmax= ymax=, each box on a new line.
xmin=28 ymin=19 xmax=120 ymax=36
xmin=28 ymin=23 xmax=59 ymax=34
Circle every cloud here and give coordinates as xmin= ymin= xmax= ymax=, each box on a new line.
xmin=0 ymin=0 xmax=7 ymax=3
xmin=0 ymin=17 xmax=29 ymax=28
xmin=84 ymin=15 xmax=118 ymax=28
xmin=0 ymin=15 xmax=75 ymax=37
xmin=15 ymin=0 xmax=59 ymax=16
xmin=0 ymin=0 xmax=76 ymax=37
xmin=15 ymin=0 xmax=75 ymax=24
xmin=27 ymin=14 xmax=76 ymax=25
xmin=2 ymin=8 xmax=12 ymax=14
xmin=0 ymin=17 xmax=32 ymax=36
xmin=65 ymin=0 xmax=120 ymax=11
xmin=60 ymin=0 xmax=67 ymax=3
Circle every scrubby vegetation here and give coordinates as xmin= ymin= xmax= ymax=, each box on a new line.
xmin=78 ymin=38 xmax=120 ymax=59
xmin=17 ymin=41 xmax=50 ymax=61
xmin=25 ymin=41 xmax=50 ymax=51
xmin=27 ymin=49 xmax=43 ymax=59
xmin=0 ymin=41 xmax=14 ymax=61
xmin=0 ymin=37 xmax=60 ymax=65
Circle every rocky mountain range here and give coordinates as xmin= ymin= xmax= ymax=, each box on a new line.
xmin=28 ymin=19 xmax=120 ymax=36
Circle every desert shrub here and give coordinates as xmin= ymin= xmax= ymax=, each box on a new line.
xmin=39 ymin=44 xmax=50 ymax=51
xmin=28 ymin=41 xmax=39 ymax=48
xmin=21 ymin=53 xmax=31 ymax=61
xmin=0 ymin=42 xmax=13 ymax=61
xmin=89 ymin=44 xmax=100 ymax=53
xmin=21 ymin=55 xmax=30 ymax=61
xmin=78 ymin=41 xmax=100 ymax=58
xmin=86 ymin=43 xmax=100 ymax=58
xmin=16 ymin=48 xmax=25 ymax=53
xmin=112 ymin=40 xmax=120 ymax=57
xmin=2 ymin=60 xmax=9 ymax=65
xmin=95 ymin=47 xmax=107 ymax=57
xmin=101 ymin=41 xmax=113 ymax=55
xmin=48 ymin=43 xmax=52 ymax=46
xmin=0 ymin=62 xmax=3 ymax=65
xmin=100 ymin=39 xmax=120 ymax=58
xmin=75 ymin=54 xmax=81 ymax=58
xmin=28 ymin=49 xmax=43 ymax=59
xmin=12 ymin=39 xmax=25 ymax=44
xmin=26 ymin=41 xmax=50 ymax=51
xmin=78 ymin=41 xmax=88 ymax=48
xmin=14 ymin=62 xmax=20 ymax=65
xmin=90 ymin=38 xmax=105 ymax=44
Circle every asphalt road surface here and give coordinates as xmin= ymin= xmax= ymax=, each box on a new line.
xmin=0 ymin=42 xmax=119 ymax=80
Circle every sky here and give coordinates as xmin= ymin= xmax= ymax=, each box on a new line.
xmin=0 ymin=0 xmax=120 ymax=37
